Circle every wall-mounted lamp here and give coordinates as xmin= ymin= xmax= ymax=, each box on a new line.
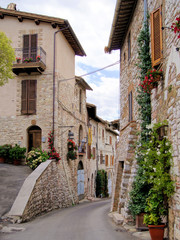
xmin=68 ymin=130 xmax=74 ymax=140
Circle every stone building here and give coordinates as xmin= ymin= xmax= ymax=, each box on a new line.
xmin=0 ymin=4 xmax=93 ymax=205
xmin=107 ymin=0 xmax=180 ymax=239
xmin=86 ymin=103 xmax=119 ymax=197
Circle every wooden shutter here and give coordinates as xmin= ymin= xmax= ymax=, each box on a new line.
xmin=151 ymin=6 xmax=163 ymax=67
xmin=21 ymin=80 xmax=28 ymax=114
xmin=28 ymin=80 xmax=37 ymax=114
xmin=105 ymin=155 xmax=108 ymax=166
xmin=87 ymin=145 xmax=91 ymax=159
xmin=128 ymin=91 xmax=133 ymax=122
xmin=93 ymin=147 xmax=96 ymax=159
xmin=23 ymin=35 xmax=29 ymax=60
xmin=31 ymin=34 xmax=37 ymax=61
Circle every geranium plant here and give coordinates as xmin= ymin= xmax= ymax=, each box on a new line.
xmin=36 ymin=55 xmax=41 ymax=61
xmin=16 ymin=57 xmax=21 ymax=63
xmin=23 ymin=57 xmax=32 ymax=63
xmin=48 ymin=131 xmax=61 ymax=161
xmin=139 ymin=68 xmax=162 ymax=94
xmin=171 ymin=16 xmax=180 ymax=39
xmin=67 ymin=139 xmax=77 ymax=160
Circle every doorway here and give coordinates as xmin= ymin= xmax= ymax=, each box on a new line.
xmin=28 ymin=125 xmax=41 ymax=152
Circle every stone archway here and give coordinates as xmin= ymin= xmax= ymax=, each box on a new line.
xmin=27 ymin=125 xmax=41 ymax=152
xmin=77 ymin=161 xmax=84 ymax=200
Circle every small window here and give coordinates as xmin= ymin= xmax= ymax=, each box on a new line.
xmin=128 ymin=91 xmax=133 ymax=122
xmin=102 ymin=129 xmax=104 ymax=139
xmin=92 ymin=147 xmax=96 ymax=159
xmin=100 ymin=151 xmax=103 ymax=164
xmin=79 ymin=89 xmax=82 ymax=113
xmin=128 ymin=32 xmax=131 ymax=60
xmin=150 ymin=6 xmax=163 ymax=67
xmin=21 ymin=80 xmax=37 ymax=115
xmin=109 ymin=136 xmax=112 ymax=145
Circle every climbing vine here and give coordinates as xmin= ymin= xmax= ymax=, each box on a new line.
xmin=129 ymin=16 xmax=152 ymax=218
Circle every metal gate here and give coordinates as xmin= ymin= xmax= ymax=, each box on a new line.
xmin=77 ymin=169 xmax=84 ymax=200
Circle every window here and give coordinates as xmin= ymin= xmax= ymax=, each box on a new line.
xmin=100 ymin=151 xmax=103 ymax=164
xmin=102 ymin=129 xmax=104 ymax=140
xmin=128 ymin=32 xmax=131 ymax=60
xmin=93 ymin=126 xmax=96 ymax=136
xmin=109 ymin=136 xmax=112 ymax=145
xmin=128 ymin=91 xmax=133 ymax=122
xmin=23 ymin=34 xmax=37 ymax=61
xmin=79 ymin=89 xmax=82 ymax=113
xmin=150 ymin=6 xmax=162 ymax=67
xmin=92 ymin=147 xmax=96 ymax=159
xmin=21 ymin=80 xmax=37 ymax=115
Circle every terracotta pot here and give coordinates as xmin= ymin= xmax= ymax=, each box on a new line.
xmin=0 ymin=156 xmax=5 ymax=163
xmin=13 ymin=159 xmax=21 ymax=165
xmin=148 ymin=224 xmax=165 ymax=240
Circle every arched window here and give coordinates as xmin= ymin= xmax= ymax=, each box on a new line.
xmin=27 ymin=125 xmax=41 ymax=152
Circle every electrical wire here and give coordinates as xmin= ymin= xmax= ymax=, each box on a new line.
xmin=58 ymin=60 xmax=120 ymax=82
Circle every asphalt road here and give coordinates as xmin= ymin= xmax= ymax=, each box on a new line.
xmin=0 ymin=199 xmax=137 ymax=240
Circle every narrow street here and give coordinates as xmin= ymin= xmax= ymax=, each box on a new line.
xmin=0 ymin=199 xmax=137 ymax=240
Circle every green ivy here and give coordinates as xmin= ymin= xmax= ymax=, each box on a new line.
xmin=128 ymin=16 xmax=152 ymax=218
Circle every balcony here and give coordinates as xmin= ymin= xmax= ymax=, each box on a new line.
xmin=12 ymin=47 xmax=46 ymax=75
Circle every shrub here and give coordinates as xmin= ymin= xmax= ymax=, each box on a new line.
xmin=96 ymin=170 xmax=109 ymax=198
xmin=9 ymin=144 xmax=26 ymax=161
xmin=26 ymin=148 xmax=49 ymax=170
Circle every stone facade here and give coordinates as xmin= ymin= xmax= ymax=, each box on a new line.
xmin=107 ymin=0 xmax=180 ymax=239
xmin=86 ymin=103 xmax=119 ymax=197
xmin=0 ymin=6 xmax=92 ymax=213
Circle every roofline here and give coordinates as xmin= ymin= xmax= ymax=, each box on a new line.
xmin=75 ymin=76 xmax=92 ymax=91
xmin=0 ymin=7 xmax=86 ymax=56
xmin=107 ymin=0 xmax=138 ymax=52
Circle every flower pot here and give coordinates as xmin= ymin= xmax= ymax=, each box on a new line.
xmin=0 ymin=156 xmax=5 ymax=163
xmin=16 ymin=59 xmax=20 ymax=64
xmin=13 ymin=159 xmax=21 ymax=165
xmin=148 ymin=224 xmax=165 ymax=240
xmin=136 ymin=213 xmax=148 ymax=230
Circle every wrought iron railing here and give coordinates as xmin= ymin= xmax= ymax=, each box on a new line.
xmin=14 ymin=47 xmax=46 ymax=65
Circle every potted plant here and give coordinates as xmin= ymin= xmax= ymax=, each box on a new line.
xmin=16 ymin=57 xmax=21 ymax=63
xmin=23 ymin=57 xmax=32 ymax=63
xmin=0 ymin=144 xmax=12 ymax=163
xmin=67 ymin=139 xmax=77 ymax=160
xmin=142 ymin=122 xmax=175 ymax=240
xmin=139 ymin=69 xmax=163 ymax=94
xmin=9 ymin=144 xmax=26 ymax=165
xmin=26 ymin=148 xmax=49 ymax=170
xmin=36 ymin=55 xmax=41 ymax=62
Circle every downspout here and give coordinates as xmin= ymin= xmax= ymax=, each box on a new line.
xmin=144 ymin=0 xmax=147 ymax=22
xmin=52 ymin=24 xmax=69 ymax=145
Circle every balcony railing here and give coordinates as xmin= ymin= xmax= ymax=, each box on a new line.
xmin=12 ymin=47 xmax=46 ymax=75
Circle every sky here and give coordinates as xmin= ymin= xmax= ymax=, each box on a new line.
xmin=0 ymin=0 xmax=120 ymax=121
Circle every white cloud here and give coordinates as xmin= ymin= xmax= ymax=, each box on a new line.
xmin=86 ymin=77 xmax=120 ymax=121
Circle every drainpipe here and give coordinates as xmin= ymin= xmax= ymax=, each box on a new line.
xmin=53 ymin=24 xmax=69 ymax=145
xmin=144 ymin=0 xmax=148 ymax=22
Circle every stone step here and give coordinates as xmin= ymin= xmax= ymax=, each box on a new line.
xmin=112 ymin=212 xmax=124 ymax=225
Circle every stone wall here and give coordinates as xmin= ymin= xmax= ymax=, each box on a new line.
xmin=8 ymin=160 xmax=77 ymax=222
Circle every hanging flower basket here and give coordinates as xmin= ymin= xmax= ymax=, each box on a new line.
xmin=67 ymin=139 xmax=77 ymax=160
xmin=171 ymin=16 xmax=180 ymax=39
xmin=139 ymin=69 xmax=162 ymax=94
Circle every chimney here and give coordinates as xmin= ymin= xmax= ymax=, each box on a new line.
xmin=7 ymin=3 xmax=17 ymax=10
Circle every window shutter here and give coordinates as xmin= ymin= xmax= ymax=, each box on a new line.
xmin=93 ymin=147 xmax=96 ymax=159
xmin=28 ymin=80 xmax=37 ymax=114
xmin=87 ymin=145 xmax=91 ymax=159
xmin=151 ymin=6 xmax=162 ymax=67
xmin=31 ymin=34 xmax=37 ymax=61
xmin=21 ymin=80 xmax=27 ymax=114
xmin=23 ymin=35 xmax=29 ymax=60
xmin=105 ymin=155 xmax=108 ymax=166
